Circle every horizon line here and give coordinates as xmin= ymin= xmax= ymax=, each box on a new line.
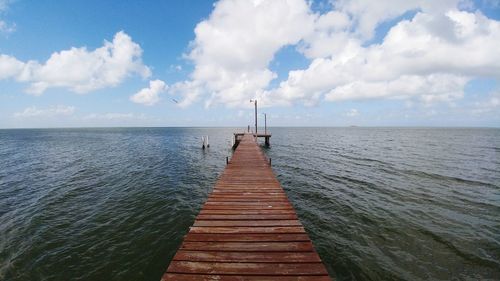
xmin=1 ymin=125 xmax=499 ymax=130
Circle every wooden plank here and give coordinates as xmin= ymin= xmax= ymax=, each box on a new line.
xmin=210 ymin=192 xmax=286 ymax=195
xmin=215 ymin=183 xmax=280 ymax=186
xmin=203 ymin=201 xmax=290 ymax=205
xmin=162 ymin=273 xmax=331 ymax=281
xmin=208 ymin=193 xmax=288 ymax=198
xmin=202 ymin=206 xmax=294 ymax=210
xmin=209 ymin=194 xmax=287 ymax=197
xmin=189 ymin=226 xmax=306 ymax=234
xmin=203 ymin=201 xmax=292 ymax=205
xmin=173 ymin=250 xmax=322 ymax=262
xmin=206 ymin=199 xmax=291 ymax=203
xmin=183 ymin=233 xmax=310 ymax=242
xmin=167 ymin=261 xmax=329 ymax=275
xmin=193 ymin=220 xmax=302 ymax=227
xmin=211 ymin=190 xmax=284 ymax=194
xmin=180 ymin=241 xmax=314 ymax=252
xmin=196 ymin=214 xmax=298 ymax=220
xmin=199 ymin=209 xmax=297 ymax=215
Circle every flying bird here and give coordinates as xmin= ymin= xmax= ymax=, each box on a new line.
xmin=172 ymin=99 xmax=179 ymax=104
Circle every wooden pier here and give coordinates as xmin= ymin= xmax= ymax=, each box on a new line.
xmin=234 ymin=132 xmax=271 ymax=147
xmin=161 ymin=133 xmax=331 ymax=280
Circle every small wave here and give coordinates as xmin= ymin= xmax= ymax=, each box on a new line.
xmin=400 ymin=169 xmax=499 ymax=189
xmin=418 ymin=227 xmax=500 ymax=269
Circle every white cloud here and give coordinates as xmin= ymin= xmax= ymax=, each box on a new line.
xmin=14 ymin=105 xmax=75 ymax=118
xmin=324 ymin=74 xmax=468 ymax=103
xmin=0 ymin=0 xmax=15 ymax=34
xmin=174 ymin=0 xmax=316 ymax=107
xmin=299 ymin=15 xmax=357 ymax=59
xmin=0 ymin=54 xmax=24 ymax=79
xmin=345 ymin=108 xmax=359 ymax=117
xmin=170 ymin=0 xmax=500 ymax=109
xmin=0 ymin=20 xmax=14 ymax=33
xmin=471 ymin=91 xmax=500 ymax=114
xmin=82 ymin=112 xmax=145 ymax=121
xmin=267 ymin=6 xmax=500 ymax=106
xmin=0 ymin=31 xmax=151 ymax=95
xmin=331 ymin=0 xmax=469 ymax=41
xmin=170 ymin=80 xmax=203 ymax=108
xmin=130 ymin=79 xmax=168 ymax=106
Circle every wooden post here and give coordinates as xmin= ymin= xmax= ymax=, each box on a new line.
xmin=254 ymin=100 xmax=258 ymax=135
xmin=264 ymin=113 xmax=267 ymax=135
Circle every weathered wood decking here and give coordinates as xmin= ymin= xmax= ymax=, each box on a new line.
xmin=162 ymin=133 xmax=331 ymax=280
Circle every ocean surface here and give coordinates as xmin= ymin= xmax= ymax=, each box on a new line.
xmin=0 ymin=127 xmax=499 ymax=281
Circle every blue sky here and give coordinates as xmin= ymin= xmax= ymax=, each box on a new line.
xmin=0 ymin=0 xmax=499 ymax=128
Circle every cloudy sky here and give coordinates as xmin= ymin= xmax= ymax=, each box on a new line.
xmin=0 ymin=0 xmax=499 ymax=128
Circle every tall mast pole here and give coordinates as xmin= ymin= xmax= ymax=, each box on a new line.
xmin=254 ymin=100 xmax=258 ymax=135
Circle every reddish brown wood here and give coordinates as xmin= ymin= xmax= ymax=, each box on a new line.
xmin=204 ymin=202 xmax=293 ymax=206
xmin=196 ymin=214 xmax=298 ymax=220
xmin=189 ymin=226 xmax=307 ymax=234
xmin=199 ymin=209 xmax=297 ymax=215
xmin=162 ymin=133 xmax=331 ymax=280
xmin=162 ymin=273 xmax=331 ymax=281
xmin=173 ymin=250 xmax=322 ymax=263
xmin=202 ymin=206 xmax=294 ymax=210
xmin=180 ymin=241 xmax=314 ymax=252
xmin=167 ymin=261 xmax=328 ymax=275
xmin=183 ymin=233 xmax=310 ymax=242
xmin=193 ymin=220 xmax=302 ymax=227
